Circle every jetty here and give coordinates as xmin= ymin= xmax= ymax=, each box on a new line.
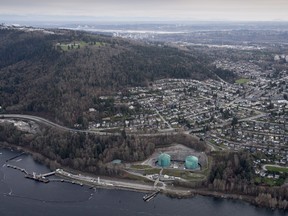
xmin=5 ymin=152 xmax=25 ymax=162
xmin=6 ymin=164 xmax=28 ymax=174
xmin=6 ymin=164 xmax=56 ymax=183
xmin=24 ymin=171 xmax=56 ymax=183
xmin=25 ymin=173 xmax=49 ymax=183
xmin=143 ymin=190 xmax=160 ymax=202
xmin=40 ymin=171 xmax=55 ymax=178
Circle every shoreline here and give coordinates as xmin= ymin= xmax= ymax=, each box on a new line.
xmin=0 ymin=143 xmax=287 ymax=211
xmin=53 ymin=167 xmax=256 ymax=207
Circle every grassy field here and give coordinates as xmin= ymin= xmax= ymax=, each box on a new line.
xmin=143 ymin=168 xmax=162 ymax=175
xmin=254 ymin=176 xmax=286 ymax=186
xmin=130 ymin=164 xmax=152 ymax=169
xmin=56 ymin=41 xmax=105 ymax=51
xmin=141 ymin=167 xmax=206 ymax=181
xmin=266 ymin=165 xmax=288 ymax=173
xmin=255 ymin=177 xmax=275 ymax=186
xmin=235 ymin=78 xmax=250 ymax=84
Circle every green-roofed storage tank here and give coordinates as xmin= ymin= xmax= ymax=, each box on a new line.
xmin=185 ymin=156 xmax=198 ymax=169
xmin=158 ymin=153 xmax=171 ymax=167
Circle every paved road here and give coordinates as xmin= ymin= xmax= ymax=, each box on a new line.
xmin=262 ymin=164 xmax=288 ymax=171
xmin=0 ymin=114 xmax=179 ymax=137
xmin=187 ymin=113 xmax=268 ymax=134
xmin=238 ymin=113 xmax=268 ymax=122
xmin=149 ymin=102 xmax=173 ymax=130
xmin=205 ymin=141 xmax=219 ymax=151
xmin=212 ymin=134 xmax=287 ymax=151
xmin=241 ymin=129 xmax=285 ymax=137
xmin=1 ymin=114 xmax=112 ymax=135
xmin=56 ymin=169 xmax=156 ymax=192
xmin=1 ymin=112 xmax=268 ymax=138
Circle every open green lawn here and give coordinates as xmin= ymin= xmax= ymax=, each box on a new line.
xmin=235 ymin=78 xmax=250 ymax=84
xmin=263 ymin=178 xmax=275 ymax=186
xmin=56 ymin=41 xmax=105 ymax=51
xmin=130 ymin=164 xmax=152 ymax=169
xmin=254 ymin=176 xmax=286 ymax=186
xmin=143 ymin=168 xmax=161 ymax=175
xmin=266 ymin=165 xmax=288 ymax=173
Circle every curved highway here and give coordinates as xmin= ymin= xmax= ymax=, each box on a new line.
xmin=0 ymin=114 xmax=179 ymax=137
xmin=262 ymin=164 xmax=288 ymax=171
xmin=1 ymin=114 xmax=116 ymax=136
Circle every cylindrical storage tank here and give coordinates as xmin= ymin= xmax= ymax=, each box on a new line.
xmin=185 ymin=156 xmax=198 ymax=169
xmin=158 ymin=153 xmax=171 ymax=167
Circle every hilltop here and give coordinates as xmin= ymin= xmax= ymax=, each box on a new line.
xmin=0 ymin=26 xmax=235 ymax=126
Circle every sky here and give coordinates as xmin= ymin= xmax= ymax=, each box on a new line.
xmin=1 ymin=0 xmax=288 ymax=22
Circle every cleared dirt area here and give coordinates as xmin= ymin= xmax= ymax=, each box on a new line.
xmin=140 ymin=144 xmax=207 ymax=170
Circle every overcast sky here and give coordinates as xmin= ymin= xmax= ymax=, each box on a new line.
xmin=1 ymin=0 xmax=288 ymax=22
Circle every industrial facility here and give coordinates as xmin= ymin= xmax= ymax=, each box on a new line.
xmin=156 ymin=152 xmax=200 ymax=170
xmin=157 ymin=153 xmax=171 ymax=167
xmin=185 ymin=156 xmax=199 ymax=169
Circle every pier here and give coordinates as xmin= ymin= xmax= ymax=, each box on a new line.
xmin=5 ymin=165 xmax=84 ymax=186
xmin=25 ymin=173 xmax=49 ymax=183
xmin=40 ymin=171 xmax=55 ymax=178
xmin=6 ymin=164 xmax=56 ymax=183
xmin=143 ymin=190 xmax=160 ymax=202
xmin=24 ymin=171 xmax=56 ymax=183
xmin=5 ymin=165 xmax=160 ymax=200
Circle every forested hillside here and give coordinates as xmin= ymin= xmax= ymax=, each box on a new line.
xmin=0 ymin=28 xmax=232 ymax=125
xmin=0 ymin=123 xmax=206 ymax=175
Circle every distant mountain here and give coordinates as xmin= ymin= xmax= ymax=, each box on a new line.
xmin=0 ymin=27 xmax=235 ymax=126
